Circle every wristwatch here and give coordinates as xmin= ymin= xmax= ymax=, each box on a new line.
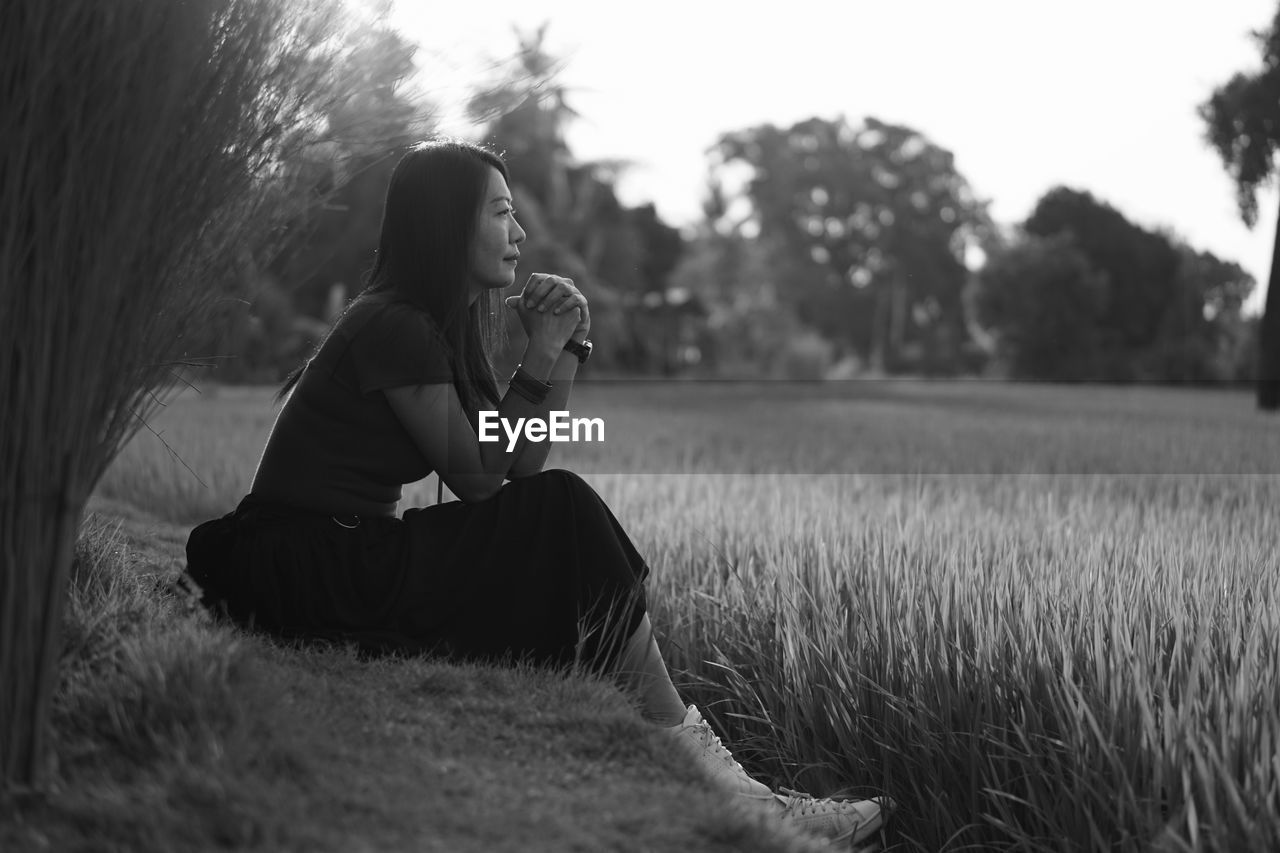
xmin=563 ymin=337 xmax=592 ymax=364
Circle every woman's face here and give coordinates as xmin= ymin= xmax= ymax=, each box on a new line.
xmin=468 ymin=166 xmax=526 ymax=303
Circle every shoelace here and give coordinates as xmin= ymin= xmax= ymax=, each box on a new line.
xmin=776 ymin=788 xmax=869 ymax=818
xmin=776 ymin=789 xmax=825 ymax=816
xmin=694 ymin=722 xmax=748 ymax=772
xmin=776 ymin=789 xmax=882 ymax=847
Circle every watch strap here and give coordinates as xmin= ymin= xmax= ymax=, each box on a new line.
xmin=563 ymin=338 xmax=592 ymax=364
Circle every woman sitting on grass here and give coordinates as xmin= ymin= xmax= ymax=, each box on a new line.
xmin=185 ymin=138 xmax=890 ymax=848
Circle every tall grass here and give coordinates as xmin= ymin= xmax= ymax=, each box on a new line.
xmin=621 ymin=472 xmax=1279 ymax=850
xmin=95 ymin=379 xmax=1280 ymax=850
xmin=0 ymin=0 xmax=356 ymax=786
xmin=57 ymin=521 xmax=260 ymax=775
xmin=24 ymin=515 xmax=301 ymax=851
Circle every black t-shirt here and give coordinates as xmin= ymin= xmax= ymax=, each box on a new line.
xmin=248 ymin=294 xmax=455 ymax=517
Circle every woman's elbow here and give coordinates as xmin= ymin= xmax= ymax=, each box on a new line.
xmin=506 ymin=460 xmax=545 ymax=480
xmin=444 ymin=473 xmax=503 ymax=504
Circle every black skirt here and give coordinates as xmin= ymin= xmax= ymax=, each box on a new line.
xmin=185 ymin=469 xmax=650 ymax=670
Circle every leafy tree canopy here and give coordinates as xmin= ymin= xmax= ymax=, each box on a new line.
xmin=707 ymin=115 xmax=993 ymax=369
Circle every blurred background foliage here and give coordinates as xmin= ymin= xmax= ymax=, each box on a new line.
xmin=205 ymin=16 xmax=1263 ymax=386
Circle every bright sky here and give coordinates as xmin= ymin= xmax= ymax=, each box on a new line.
xmin=390 ymin=0 xmax=1278 ymax=314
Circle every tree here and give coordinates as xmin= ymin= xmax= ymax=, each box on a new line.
xmin=1 ymin=0 xmax=369 ymax=788
xmin=708 ymin=116 xmax=993 ymax=372
xmin=972 ymin=233 xmax=1111 ymax=379
xmin=271 ymin=8 xmax=429 ymax=319
xmin=668 ymin=190 xmax=790 ymax=377
xmin=973 ymin=187 xmax=1255 ymax=382
xmin=1023 ymin=187 xmax=1181 ymax=378
xmin=468 ymin=25 xmax=687 ymax=373
xmin=1200 ymin=8 xmax=1280 ymax=408
xmin=1144 ymin=244 xmax=1255 ymax=382
xmin=212 ymin=4 xmax=433 ymax=382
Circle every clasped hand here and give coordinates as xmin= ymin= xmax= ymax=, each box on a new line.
xmin=504 ymin=273 xmax=590 ymax=349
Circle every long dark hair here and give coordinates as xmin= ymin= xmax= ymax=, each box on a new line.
xmin=278 ymin=139 xmax=508 ymax=414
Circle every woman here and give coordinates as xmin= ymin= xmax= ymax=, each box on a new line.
xmin=185 ymin=139 xmax=888 ymax=847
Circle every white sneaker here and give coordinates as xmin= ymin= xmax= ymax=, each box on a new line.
xmin=663 ymin=704 xmax=774 ymax=800
xmin=773 ymin=788 xmax=890 ymax=846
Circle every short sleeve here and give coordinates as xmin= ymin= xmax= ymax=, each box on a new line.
xmin=344 ymin=303 xmax=455 ymax=393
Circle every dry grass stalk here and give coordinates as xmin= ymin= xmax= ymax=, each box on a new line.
xmin=0 ymin=0 xmax=359 ymax=788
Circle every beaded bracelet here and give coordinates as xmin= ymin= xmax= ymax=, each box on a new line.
xmin=508 ymin=365 xmax=552 ymax=405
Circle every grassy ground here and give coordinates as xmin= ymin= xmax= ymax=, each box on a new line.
xmin=8 ymin=378 xmax=1279 ymax=851
xmin=3 ymin=499 xmax=831 ymax=853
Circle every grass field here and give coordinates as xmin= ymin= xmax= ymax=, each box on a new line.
xmin=28 ymin=379 xmax=1280 ymax=850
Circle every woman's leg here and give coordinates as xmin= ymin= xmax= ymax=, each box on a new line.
xmin=612 ymin=612 xmax=687 ymax=726
xmin=617 ymin=613 xmax=892 ymax=847
xmin=611 ymin=611 xmax=777 ymax=802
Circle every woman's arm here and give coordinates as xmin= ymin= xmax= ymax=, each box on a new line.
xmin=504 ymin=277 xmax=591 ymax=478
xmin=384 ymin=336 xmax=564 ymax=504
xmin=505 ymin=340 xmax=582 ymax=478
xmin=384 ymin=273 xmax=585 ymax=503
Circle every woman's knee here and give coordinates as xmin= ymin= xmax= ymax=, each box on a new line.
xmin=535 ymin=467 xmax=585 ymax=484
xmin=519 ymin=468 xmax=596 ymax=498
